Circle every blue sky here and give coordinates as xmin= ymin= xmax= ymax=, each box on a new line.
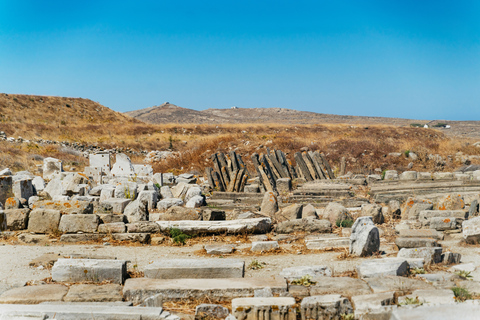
xmin=1 ymin=1 xmax=479 ymax=120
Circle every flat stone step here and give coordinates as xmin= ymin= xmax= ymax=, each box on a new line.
xmin=0 ymin=304 xmax=172 ymax=320
xmin=305 ymin=237 xmax=350 ymax=250
xmin=144 ymin=259 xmax=244 ymax=279
xmin=123 ymin=277 xmax=288 ymax=304
xmin=0 ymin=284 xmax=68 ymax=304
xmin=52 ymin=259 xmax=127 ymax=284
xmin=397 ymin=229 xmax=443 ymax=240
xmin=156 ymin=218 xmax=271 ymax=235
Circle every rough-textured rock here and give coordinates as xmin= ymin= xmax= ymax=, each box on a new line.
xmin=0 ymin=210 xmax=6 ymax=231
xmin=186 ymin=195 xmax=205 ymax=208
xmin=309 ymin=276 xmax=372 ymax=296
xmin=195 ymin=304 xmax=230 ymax=320
xmin=126 ymin=221 xmax=160 ymax=233
xmin=5 ymin=208 xmax=30 ymax=230
xmin=232 ymin=297 xmax=296 ymax=320
xmin=137 ymin=190 xmax=158 ymax=211
xmin=101 ymin=198 xmax=131 ymax=214
xmin=31 ymin=200 xmax=93 ymax=215
xmin=349 ymin=216 xmax=380 ymax=256
xmin=43 ymin=157 xmax=63 ymax=180
xmin=98 ymin=222 xmax=126 ymax=233
xmin=123 ymin=199 xmax=148 ymax=223
xmin=59 ymin=214 xmax=99 ymax=233
xmin=63 ymin=284 xmax=124 ymax=302
xmin=159 ymin=186 xmax=173 ymax=199
xmin=276 ymin=204 xmax=303 ymax=222
xmin=383 ymin=170 xmax=398 ymax=180
xmin=365 ymin=276 xmax=433 ymax=293
xmin=205 ymin=244 xmax=235 ymax=254
xmin=202 ymin=209 xmax=226 ymax=221
xmin=0 ymin=284 xmax=68 ymax=304
xmin=469 ymin=199 xmax=480 ymax=217
xmin=184 ymin=186 xmax=202 ymax=204
xmin=144 ymin=259 xmax=244 ymax=279
xmin=360 ymin=203 xmax=384 ymax=224
xmin=463 ymin=216 xmax=480 ymax=244
xmin=276 ymin=218 xmax=331 ymax=234
xmin=279 ymin=266 xmax=332 ymax=280
xmin=111 ymin=233 xmax=151 ymax=243
xmin=5 ymin=197 xmax=21 ymax=210
xmin=114 ymin=181 xmax=138 ymax=200
xmin=157 ymin=198 xmax=184 ymax=211
xmin=357 ymin=258 xmax=409 ymax=278
xmin=52 ymin=259 xmax=127 ymax=284
xmin=251 ymin=241 xmax=279 ymax=252
xmin=395 ymin=237 xmax=439 ymax=249
xmin=301 ymin=294 xmax=353 ymax=320
xmin=402 ymin=197 xmax=433 ymax=220
xmin=158 ymin=206 xmax=201 ymax=221
xmin=276 ymin=178 xmax=292 ymax=193
xmin=260 ymin=191 xmax=278 ymax=215
xmin=389 ymin=200 xmax=401 ymax=219
xmin=324 ymin=202 xmax=352 ymax=225
xmin=302 ymin=204 xmax=318 ymax=219
xmin=27 ymin=209 xmax=61 ymax=233
xmin=436 ymin=193 xmax=465 ymax=210
xmin=428 ymin=216 xmax=458 ymax=231
xmin=397 ymin=247 xmax=443 ymax=264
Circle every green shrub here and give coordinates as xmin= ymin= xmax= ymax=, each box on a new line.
xmin=410 ymin=123 xmax=422 ymax=127
xmin=336 ymin=219 xmax=354 ymax=228
xmin=452 ymin=287 xmax=472 ymax=302
xmin=169 ymin=228 xmax=190 ymax=245
xmin=433 ymin=123 xmax=447 ymax=128
xmin=404 ymin=150 xmax=410 ymax=157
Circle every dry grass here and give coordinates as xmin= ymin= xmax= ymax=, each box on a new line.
xmin=163 ymin=297 xmax=231 ymax=315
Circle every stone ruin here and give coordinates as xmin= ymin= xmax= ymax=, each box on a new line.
xmin=1 ymin=150 xmax=480 ymax=319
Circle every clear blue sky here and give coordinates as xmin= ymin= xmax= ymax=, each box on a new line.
xmin=1 ymin=1 xmax=479 ymax=120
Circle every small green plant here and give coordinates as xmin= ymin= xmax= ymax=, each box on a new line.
xmin=455 ymin=270 xmax=473 ymax=280
xmin=335 ymin=219 xmax=354 ymax=228
xmin=168 ymin=135 xmax=174 ymax=149
xmin=290 ymin=275 xmax=317 ymax=287
xmin=410 ymin=268 xmax=426 ymax=275
xmin=452 ymin=287 xmax=472 ymax=302
xmin=169 ymin=228 xmax=190 ymax=245
xmin=340 ymin=314 xmax=355 ymax=320
xmin=404 ymin=150 xmax=410 ymax=157
xmin=248 ymin=259 xmax=265 ymax=270
xmin=124 ymin=185 xmax=134 ymax=199
xmin=381 ymin=170 xmax=386 ymax=180
xmin=154 ymin=183 xmax=161 ymax=189
xmin=398 ymin=296 xmax=422 ymax=306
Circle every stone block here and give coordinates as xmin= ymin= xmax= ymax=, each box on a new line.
xmin=101 ymin=198 xmax=132 ymax=214
xmin=395 ymin=237 xmax=438 ymax=249
xmin=98 ymin=222 xmax=126 ymax=233
xmin=114 ymin=182 xmax=138 ymax=199
xmin=89 ymin=152 xmax=111 ymax=171
xmin=195 ymin=304 xmax=230 ymax=320
xmin=123 ymin=277 xmax=288 ymax=304
xmin=111 ymin=153 xmax=135 ymax=177
xmin=157 ymin=198 xmax=184 ymax=211
xmin=251 ymin=241 xmax=279 ymax=252
xmin=18 ymin=233 xmax=49 ymax=244
xmin=138 ymin=190 xmax=158 ymax=212
xmin=27 ymin=209 xmax=61 ymax=234
xmin=276 ymin=219 xmax=331 ymax=234
xmin=126 ymin=221 xmax=160 ymax=233
xmin=349 ymin=216 xmax=380 ymax=256
xmin=399 ymin=171 xmax=417 ymax=180
xmin=398 ymin=289 xmax=455 ymax=305
xmin=428 ymin=216 xmax=458 ymax=230
xmin=98 ymin=214 xmax=125 ymax=224
xmin=13 ymin=178 xmax=33 ymax=200
xmin=398 ymin=229 xmax=443 ymax=240
xmin=5 ymin=197 xmax=21 ymax=209
xmin=305 ymin=237 xmax=350 ymax=250
xmin=0 ymin=175 xmax=13 ymax=206
xmin=31 ymin=200 xmax=93 ymax=215
xmin=463 ymin=216 xmax=480 ymax=244
xmin=112 ymin=233 xmax=151 ymax=243
xmin=276 ymin=178 xmax=292 ymax=193
xmin=433 ymin=172 xmax=454 ymax=180
xmin=244 ymin=184 xmax=260 ymax=193
xmin=351 ymin=291 xmax=395 ymax=314
xmin=59 ymin=214 xmax=99 ymax=233
xmin=99 ymin=186 xmax=116 ymax=202
xmin=158 ymin=206 xmax=200 ymax=221
xmin=156 ymin=218 xmax=272 ymax=235
xmin=383 ymin=170 xmax=398 ymax=180
xmin=186 ymin=195 xmax=204 ymax=208
xmin=43 ymin=157 xmax=63 ymax=180
xmin=309 ymin=276 xmax=372 ymax=297
xmin=357 ymin=258 xmax=409 ymax=278
xmin=159 ymin=186 xmax=173 ymax=199
xmin=52 ymin=259 xmax=127 ymax=284
xmin=63 ymin=284 xmax=123 ymax=302
xmin=279 ymin=266 xmax=332 ymax=280
xmin=324 ymin=202 xmax=352 ymax=225
xmin=365 ymin=276 xmax=432 ymax=293
xmin=0 ymin=210 xmax=6 ymax=231
xmin=5 ymin=208 xmax=30 ymax=230
xmin=301 ymin=294 xmax=353 ymax=320
xmin=60 ymin=234 xmax=104 ymax=242
xmin=0 ymin=284 xmax=68 ymax=304
xmin=144 ymin=259 xmax=245 ymax=279
xmin=202 ymin=209 xmax=226 ymax=221
xmin=232 ymin=297 xmax=296 ymax=320
xmin=397 ymin=247 xmax=443 ymax=264
xmin=134 ymin=164 xmax=153 ymax=177
xmin=260 ymin=191 xmax=278 ymax=215
xmin=204 ymin=244 xmax=235 ymax=254
xmin=402 ymin=197 xmax=433 ymax=220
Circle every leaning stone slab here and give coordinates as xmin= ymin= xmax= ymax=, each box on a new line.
xmin=279 ymin=266 xmax=332 ymax=280
xmin=357 ymin=258 xmax=409 ymax=278
xmin=156 ymin=218 xmax=272 ymax=235
xmin=59 ymin=214 xmax=99 ymax=233
xmin=5 ymin=208 xmax=29 ymax=230
xmin=232 ymin=297 xmax=296 ymax=320
xmin=395 ymin=237 xmax=438 ymax=249
xmin=52 ymin=259 xmax=127 ymax=284
xmin=301 ymin=294 xmax=353 ymax=320
xmin=63 ymin=284 xmax=123 ymax=302
xmin=123 ymin=277 xmax=287 ymax=304
xmin=144 ymin=259 xmax=245 ymax=279
xmin=0 ymin=284 xmax=68 ymax=304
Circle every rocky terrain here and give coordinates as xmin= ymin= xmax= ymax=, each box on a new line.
xmin=1 ymin=151 xmax=480 ymax=319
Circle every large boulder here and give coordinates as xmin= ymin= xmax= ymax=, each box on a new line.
xmin=260 ymin=191 xmax=278 ymax=215
xmin=324 ymin=202 xmax=352 ymax=225
xmin=349 ymin=216 xmax=380 ymax=256
xmin=123 ymin=199 xmax=148 ymax=223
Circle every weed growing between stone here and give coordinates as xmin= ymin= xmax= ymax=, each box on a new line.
xmin=452 ymin=287 xmax=472 ymax=302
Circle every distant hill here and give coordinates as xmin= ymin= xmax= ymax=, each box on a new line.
xmin=0 ymin=93 xmax=138 ymax=125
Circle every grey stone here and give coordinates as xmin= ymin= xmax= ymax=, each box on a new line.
xmin=97 ymin=214 xmax=125 ymax=224
xmin=126 ymin=221 xmax=160 ymax=233
xmin=433 ymin=172 xmax=454 ymax=180
xmin=44 ymin=178 xmax=65 ymax=198
xmin=305 ymin=237 xmax=350 ymax=250
xmin=0 ymin=168 xmax=12 ymax=176
xmin=195 ymin=304 xmax=230 ymax=320
xmin=99 ymin=186 xmax=115 ymax=202
xmin=232 ymin=297 xmax=296 ymax=320
xmin=138 ymin=190 xmax=158 ymax=211
xmin=60 ymin=234 xmax=104 ymax=242
xmin=123 ymin=199 xmax=148 ymax=223
xmin=276 ymin=204 xmax=303 ymax=221
xmin=0 ymin=284 xmax=68 ymax=304
xmin=397 ymin=229 xmax=443 ymax=240
xmin=32 ymin=200 xmax=93 ymax=215
xmin=114 ymin=181 xmax=138 ymax=200
xmin=158 ymin=206 xmax=201 ymax=221
xmin=205 ymin=244 xmax=235 ymax=254
xmin=276 ymin=218 xmax=331 ymax=234
xmin=469 ymin=199 xmax=479 ymax=217
xmin=111 ymin=233 xmax=151 ymax=243
xmin=397 ymin=247 xmax=443 ymax=264
xmin=139 ymin=293 xmax=163 ymax=307
xmin=5 ymin=208 xmax=29 ymax=230
xmin=349 ymin=216 xmax=380 ymax=256
xmin=123 ymin=277 xmax=288 ymax=304
xmin=365 ymin=276 xmax=433 ymax=294
xmin=351 ymin=291 xmax=395 ymax=315
xmin=52 ymin=259 xmax=127 ymax=284
xmin=98 ymin=222 xmax=126 ymax=233
xmin=302 ymin=204 xmax=318 ymax=219
xmin=383 ymin=170 xmax=398 ymax=180
xmin=63 ymin=284 xmax=123 ymax=302
xmin=5 ymin=197 xmax=21 ymax=209
xmin=185 ymin=195 xmax=205 ymax=208
xmin=260 ymin=191 xmax=278 ymax=215
xmin=244 ymin=184 xmax=260 ymax=193
xmin=324 ymin=202 xmax=352 ymax=225
xmin=398 ymin=289 xmax=455 ymax=305
xmin=27 ymin=209 xmax=61 ymax=233
xmin=399 ymin=171 xmax=417 ymax=180
xmin=156 ymin=218 xmax=272 ymax=235
xmin=357 ymin=258 xmax=409 ymax=278
xmin=171 ymin=182 xmax=189 ymax=198
xmin=309 ymin=276 xmax=372 ymax=296
xmin=157 ymin=198 xmax=184 ymax=211
xmin=159 ymin=186 xmax=173 ymax=199
xmin=254 ymin=287 xmax=273 ymax=298
xmin=389 ymin=200 xmax=401 ymax=219
xmin=0 ymin=210 xmax=6 ymax=231
xmin=145 ymin=258 xmax=244 ymax=279
xmin=418 ymin=210 xmax=467 ymax=223
xmin=43 ymin=157 xmax=63 ymax=180
xmin=442 ymin=252 xmax=462 ymax=264
xmin=101 ymin=198 xmax=131 ymax=214
xmin=360 ymin=203 xmax=384 ymax=224
xmin=402 ymin=197 xmax=433 ymax=220
xmin=111 ymin=153 xmax=135 ymax=177
xmin=251 ymin=241 xmax=279 ymax=252
xmin=301 ymin=294 xmax=353 ymax=320
xmin=463 ymin=216 xmax=480 ymax=244
xmin=59 ymin=214 xmax=99 ymax=233
xmin=428 ymin=216 xmax=458 ymax=230
xmin=202 ymin=209 xmax=226 ymax=221
xmin=276 ymin=178 xmax=292 ymax=193
xmin=18 ymin=233 xmax=49 ymax=244
xmin=184 ymin=186 xmax=202 ymax=204
xmin=279 ymin=266 xmax=332 ymax=280
xmin=395 ymin=237 xmax=438 ymax=249
xmin=13 ymin=178 xmax=33 ymax=200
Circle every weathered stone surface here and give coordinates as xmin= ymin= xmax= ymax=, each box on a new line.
xmin=0 ymin=284 xmax=68 ymax=304
xmin=123 ymin=199 xmax=148 ymax=223
xmin=395 ymin=237 xmax=438 ymax=249
xmin=186 ymin=195 xmax=205 ymax=208
xmin=138 ymin=190 xmax=158 ymax=212
xmin=254 ymin=287 xmax=273 ymax=298
xmin=18 ymin=233 xmax=49 ymax=244
xmin=52 ymin=259 xmax=127 ymax=284
xmin=158 ymin=206 xmax=201 ymax=221
xmin=123 ymin=277 xmax=288 ymax=304
xmin=60 ymin=233 xmax=104 ymax=242
xmin=101 ymin=198 xmax=131 ymax=214
xmin=251 ymin=241 xmax=279 ymax=252
xmin=0 ymin=176 xmax=13 ymax=207
xmin=232 ymin=297 xmax=296 ymax=320
xmin=13 ymin=178 xmax=33 ymax=200
xmin=97 ymin=214 xmax=125 ymax=224
xmin=276 ymin=218 xmax=331 ymax=234
xmin=324 ymin=202 xmax=352 ymax=225
xmin=112 ymin=233 xmax=151 ymax=243
xmin=114 ymin=181 xmax=138 ymax=200
xmin=99 ymin=186 xmax=115 ymax=202
xmin=276 ymin=204 xmax=303 ymax=222
xmin=365 ymin=276 xmax=433 ymax=293
xmin=418 ymin=210 xmax=467 ymax=223
xmin=433 ymin=172 xmax=454 ymax=180
xmin=5 ymin=208 xmax=29 ymax=230
xmin=126 ymin=221 xmax=160 ymax=233
xmin=349 ymin=216 xmax=380 ymax=256
xmin=202 ymin=209 xmax=226 ymax=221
xmin=195 ymin=304 xmax=230 ymax=320
xmin=397 ymin=247 xmax=443 ymax=265
xmin=383 ymin=170 xmax=398 ymax=180
xmin=63 ymin=284 xmax=123 ymax=302
xmin=402 ymin=197 xmax=433 ymax=220
xmin=43 ymin=157 xmax=63 ymax=180
xmin=302 ymin=204 xmax=318 ymax=219
xmin=32 ymin=200 xmax=93 ymax=215
xmin=159 ymin=186 xmax=173 ymax=199
xmin=442 ymin=252 xmax=462 ymax=264
xmin=389 ymin=200 xmax=402 ymax=219
xmin=98 ymin=222 xmax=126 ymax=233
xmin=145 ymin=259 xmax=244 ymax=279
xmin=205 ymin=244 xmax=235 ymax=255
xmin=357 ymin=258 xmax=409 ymax=278
xmin=428 ymin=216 xmax=458 ymax=230
xmin=59 ymin=214 xmax=99 ymax=233
xmin=260 ymin=191 xmax=278 ymax=215
xmin=157 ymin=198 xmax=184 ymax=212
xmin=398 ymin=228 xmax=443 ymax=240
xmin=171 ymin=182 xmax=189 ymax=198
xmin=398 ymin=289 xmax=455 ymax=305
xmin=309 ymin=276 xmax=372 ymax=296
xmin=436 ymin=193 xmax=465 ymax=210
xmin=184 ymin=186 xmax=202 ymax=204
xmin=5 ymin=197 xmax=21 ymax=210
xmin=351 ymin=291 xmax=395 ymax=314
xmin=463 ymin=216 xmax=480 ymax=244
xmin=305 ymin=236 xmax=350 ymax=250
xmin=280 ymin=266 xmax=332 ymax=280
xmin=469 ymin=199 xmax=480 ymax=217
xmin=360 ymin=203 xmax=384 ymax=224
xmin=156 ymin=218 xmax=272 ymax=235
xmin=27 ymin=209 xmax=61 ymax=233
xmin=111 ymin=153 xmax=135 ymax=177
xmin=399 ymin=171 xmax=417 ymax=180
xmin=301 ymin=294 xmax=353 ymax=320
